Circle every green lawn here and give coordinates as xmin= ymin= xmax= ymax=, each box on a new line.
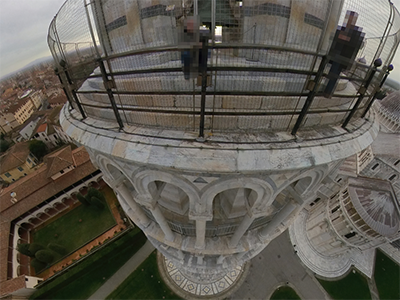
xmin=106 ymin=251 xmax=181 ymax=300
xmin=317 ymin=270 xmax=371 ymax=300
xmin=270 ymin=286 xmax=301 ymax=299
xmin=30 ymin=227 xmax=147 ymax=300
xmin=374 ymin=249 xmax=400 ymax=300
xmin=32 ymin=194 xmax=116 ymax=259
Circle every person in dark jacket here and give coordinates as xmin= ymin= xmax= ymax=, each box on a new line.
xmin=324 ymin=10 xmax=365 ymax=98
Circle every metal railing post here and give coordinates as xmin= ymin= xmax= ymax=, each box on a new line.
xmin=98 ymin=59 xmax=124 ymax=130
xmin=199 ymin=37 xmax=209 ymax=138
xmin=361 ymin=64 xmax=393 ymax=118
xmin=58 ymin=61 xmax=87 ymax=119
xmin=342 ymin=58 xmax=382 ymax=129
xmin=54 ymin=68 xmax=74 ymax=108
xmin=291 ymin=56 xmax=328 ymax=136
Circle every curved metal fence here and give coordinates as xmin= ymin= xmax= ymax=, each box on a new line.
xmin=48 ymin=0 xmax=400 ymax=136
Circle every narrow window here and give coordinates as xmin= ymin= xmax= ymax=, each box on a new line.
xmin=344 ymin=232 xmax=356 ymax=239
xmin=371 ymin=163 xmax=379 ymax=170
xmin=17 ymin=166 xmax=23 ymax=172
xmin=331 ymin=205 xmax=340 ymax=214
xmin=389 ymin=174 xmax=396 ymax=181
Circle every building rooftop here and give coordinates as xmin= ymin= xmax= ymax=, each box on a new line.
xmin=36 ymin=123 xmax=47 ymax=133
xmin=370 ymin=132 xmax=400 ymax=157
xmin=379 ymin=91 xmax=400 ymax=119
xmin=44 ymin=146 xmax=74 ymax=178
xmin=348 ymin=177 xmax=400 ymax=237
xmin=0 ymin=146 xmax=97 ymax=288
xmin=0 ymin=142 xmax=31 ymax=174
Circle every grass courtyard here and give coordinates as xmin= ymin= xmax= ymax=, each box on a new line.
xmin=270 ymin=286 xmax=301 ymax=300
xmin=30 ymin=227 xmax=147 ymax=300
xmin=106 ymin=251 xmax=181 ymax=300
xmin=32 ymin=187 xmax=117 ymax=269
xmin=374 ymin=249 xmax=400 ymax=300
xmin=317 ymin=269 xmax=371 ymax=300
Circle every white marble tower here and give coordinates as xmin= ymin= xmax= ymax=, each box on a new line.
xmin=49 ymin=0 xmax=399 ymax=297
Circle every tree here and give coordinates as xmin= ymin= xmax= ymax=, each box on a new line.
xmin=91 ymin=196 xmax=104 ymax=210
xmin=87 ymin=187 xmax=105 ymax=202
xmin=0 ymin=139 xmax=10 ymax=153
xmin=48 ymin=243 xmax=67 ymax=255
xmin=77 ymin=193 xmax=90 ymax=206
xmin=28 ymin=243 xmax=45 ymax=256
xmin=35 ymin=250 xmax=55 ymax=264
xmin=29 ymin=140 xmax=48 ymax=160
xmin=31 ymin=258 xmax=47 ymax=273
xmin=17 ymin=243 xmax=34 ymax=257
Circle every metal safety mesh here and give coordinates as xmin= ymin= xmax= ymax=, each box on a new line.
xmin=48 ymin=0 xmax=400 ymax=134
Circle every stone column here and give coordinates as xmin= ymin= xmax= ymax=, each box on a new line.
xmin=259 ymin=202 xmax=297 ymax=238
xmin=150 ymin=205 xmax=175 ymax=242
xmin=229 ymin=212 xmax=255 ymax=248
xmin=115 ymin=182 xmax=151 ymax=228
xmin=195 ymin=219 xmax=207 ymax=249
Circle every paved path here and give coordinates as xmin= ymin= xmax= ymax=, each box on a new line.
xmin=229 ymin=230 xmax=329 ymax=300
xmin=88 ymin=240 xmax=155 ymax=300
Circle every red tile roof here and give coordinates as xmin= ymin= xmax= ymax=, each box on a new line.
xmin=0 ymin=146 xmax=99 ymax=292
xmin=36 ymin=123 xmax=47 ymax=133
xmin=0 ymin=142 xmax=31 ymax=174
xmin=44 ymin=146 xmax=74 ymax=178
xmin=0 ymin=276 xmax=26 ymax=297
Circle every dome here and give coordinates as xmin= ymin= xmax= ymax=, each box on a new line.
xmin=348 ymin=177 xmax=400 ymax=237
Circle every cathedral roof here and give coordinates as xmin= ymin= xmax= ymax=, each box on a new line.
xmin=348 ymin=177 xmax=399 ymax=237
xmin=379 ymin=91 xmax=400 ymax=119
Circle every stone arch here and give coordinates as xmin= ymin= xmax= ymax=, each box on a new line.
xmin=20 ymin=223 xmax=32 ymax=230
xmin=17 ymin=227 xmax=25 ymax=238
xmin=94 ymin=154 xmax=126 ymax=181
xmin=200 ymin=177 xmax=275 ymax=218
xmin=276 ymin=166 xmax=328 ymax=198
xmin=28 ymin=218 xmax=38 ymax=225
xmin=133 ymin=169 xmax=200 ymax=218
xmin=101 ymin=160 xmax=139 ymax=197
xmin=79 ymin=186 xmax=88 ymax=194
xmin=149 ymin=181 xmax=190 ymax=216
xmin=107 ymin=163 xmax=125 ymax=181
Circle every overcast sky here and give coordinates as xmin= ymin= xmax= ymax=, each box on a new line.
xmin=0 ymin=0 xmax=399 ymax=81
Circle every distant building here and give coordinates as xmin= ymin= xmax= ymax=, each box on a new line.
xmin=33 ymin=123 xmax=57 ymax=148
xmin=18 ymin=111 xmax=51 ymax=141
xmin=15 ymin=107 xmax=73 ymax=149
xmin=8 ymin=99 xmax=36 ymax=125
xmin=0 ymin=112 xmax=19 ymax=134
xmin=48 ymin=95 xmax=67 ymax=108
xmin=28 ymin=91 xmax=45 ymax=110
xmin=4 ymin=90 xmax=46 ymax=125
xmin=0 ymin=142 xmax=38 ymax=183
